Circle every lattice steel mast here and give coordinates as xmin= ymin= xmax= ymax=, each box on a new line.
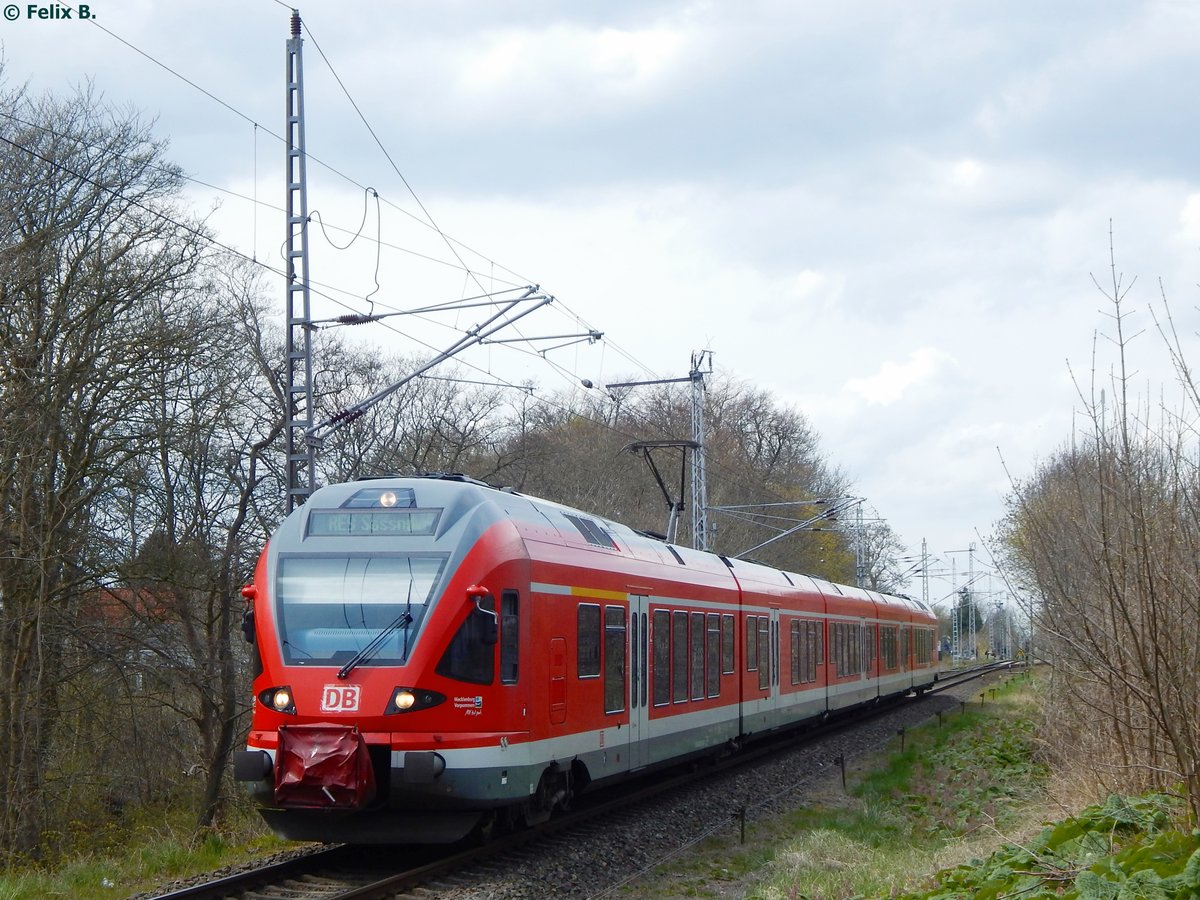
xmin=284 ymin=10 xmax=315 ymax=511
xmin=689 ymin=350 xmax=713 ymax=551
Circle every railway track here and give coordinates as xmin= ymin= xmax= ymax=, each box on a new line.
xmin=149 ymin=662 xmax=1019 ymax=900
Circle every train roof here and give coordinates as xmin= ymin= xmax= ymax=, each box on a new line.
xmin=296 ymin=475 xmax=927 ymax=617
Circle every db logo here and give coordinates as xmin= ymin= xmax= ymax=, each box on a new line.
xmin=321 ymin=685 xmax=361 ymax=712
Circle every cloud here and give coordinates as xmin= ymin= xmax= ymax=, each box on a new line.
xmin=843 ymin=348 xmax=956 ymax=407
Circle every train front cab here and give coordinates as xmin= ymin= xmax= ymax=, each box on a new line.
xmin=234 ymin=479 xmax=546 ymax=844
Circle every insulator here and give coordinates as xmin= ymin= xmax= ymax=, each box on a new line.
xmin=291 ymin=12 xmax=301 ymax=37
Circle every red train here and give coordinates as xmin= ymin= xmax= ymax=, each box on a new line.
xmin=233 ymin=474 xmax=939 ymax=843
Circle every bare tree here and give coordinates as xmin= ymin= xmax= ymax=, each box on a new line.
xmin=110 ymin=258 xmax=286 ymax=829
xmin=1001 ymin=236 xmax=1200 ymax=825
xmin=0 ymin=83 xmax=208 ymax=856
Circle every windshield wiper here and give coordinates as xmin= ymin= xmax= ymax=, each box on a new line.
xmin=338 ymin=566 xmax=418 ymax=679
xmin=337 ymin=609 xmax=412 ymax=679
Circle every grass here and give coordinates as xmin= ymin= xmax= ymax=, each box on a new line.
xmin=11 ymin=672 xmax=1195 ymax=898
xmin=628 ymin=673 xmax=1054 ymax=898
xmin=0 ymin=802 xmax=291 ymax=900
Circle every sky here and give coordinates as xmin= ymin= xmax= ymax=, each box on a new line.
xmin=4 ymin=0 xmax=1200 ymax=601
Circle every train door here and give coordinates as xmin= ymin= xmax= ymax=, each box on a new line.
xmin=768 ymin=608 xmax=782 ymax=726
xmin=628 ymin=595 xmax=650 ymax=769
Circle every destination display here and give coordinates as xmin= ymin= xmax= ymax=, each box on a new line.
xmin=307 ymin=509 xmax=440 ymax=536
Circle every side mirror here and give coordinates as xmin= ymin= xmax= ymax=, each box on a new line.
xmin=466 ymin=584 xmax=499 ymax=646
xmin=240 ymin=584 xmax=257 ymax=644
xmin=241 ymin=605 xmax=255 ymax=644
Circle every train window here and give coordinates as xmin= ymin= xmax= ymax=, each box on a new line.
xmin=690 ymin=612 xmax=705 ymax=701
xmin=604 ymin=606 xmax=626 ymax=714
xmin=816 ymin=621 xmax=824 ymax=666
xmin=917 ymin=628 xmax=931 ymax=664
xmin=577 ymin=605 xmax=601 ymax=678
xmin=834 ymin=622 xmax=861 ymax=679
xmin=721 ymin=615 xmax=734 ymax=674
xmin=275 ymin=555 xmax=443 ymax=666
xmin=746 ymin=616 xmax=758 ymax=671
xmin=757 ymin=617 xmax=769 ymax=690
xmin=790 ymin=620 xmax=800 ymax=685
xmin=706 ymin=613 xmax=720 ymax=698
xmin=806 ymin=621 xmax=818 ymax=682
xmin=901 ymin=626 xmax=910 ymax=669
xmin=630 ymin=613 xmax=638 ymax=709
xmin=641 ymin=611 xmax=648 ymax=708
xmin=652 ymin=610 xmax=670 ymax=706
xmin=435 ymin=594 xmax=495 ymax=685
xmin=772 ymin=618 xmax=779 ymax=687
xmin=500 ymin=590 xmax=519 ymax=685
xmin=836 ymin=624 xmax=844 ymax=677
xmin=672 ymin=611 xmax=688 ymax=703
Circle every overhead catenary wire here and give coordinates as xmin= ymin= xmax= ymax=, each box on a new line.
xmin=50 ymin=9 xmax=874 ymax=548
xmin=0 ymin=129 xmax=860 ymax=562
xmin=81 ymin=12 xmax=665 ymax=388
xmin=0 ymin=115 xmax=854 ymax=539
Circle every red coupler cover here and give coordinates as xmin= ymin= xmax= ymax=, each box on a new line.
xmin=274 ymin=724 xmax=377 ymax=809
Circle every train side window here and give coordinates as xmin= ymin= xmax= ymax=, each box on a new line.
xmin=746 ymin=615 xmax=758 ymax=671
xmin=577 ymin=604 xmax=601 ymax=678
xmin=757 ymin=617 xmax=769 ymax=690
xmin=641 ymin=611 xmax=648 ymax=707
xmin=843 ymin=623 xmax=849 ymax=676
xmin=790 ymin=620 xmax=800 ymax=685
xmin=721 ymin=614 xmax=734 ymax=674
xmin=653 ymin=610 xmax=670 ymax=706
xmin=690 ymin=611 xmax=705 ymax=701
xmin=806 ymin=621 xmax=818 ymax=682
xmin=672 ymin=611 xmax=688 ymax=702
xmin=604 ymin=606 xmax=626 ymax=714
xmin=817 ymin=621 xmax=824 ymax=666
xmin=435 ymin=594 xmax=496 ymax=685
xmin=706 ymin=613 xmax=720 ymax=698
xmin=500 ymin=589 xmax=519 ymax=685
xmin=840 ymin=623 xmax=847 ymax=677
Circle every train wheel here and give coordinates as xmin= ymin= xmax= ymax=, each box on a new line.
xmin=524 ymin=766 xmax=570 ymax=826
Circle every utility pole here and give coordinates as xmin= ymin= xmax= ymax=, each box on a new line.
xmin=284 ymin=10 xmax=315 ymax=512
xmin=920 ymin=538 xmax=929 ymax=608
xmin=951 ymin=556 xmax=960 ymax=658
xmin=689 ymin=350 xmax=712 ymax=552
xmin=968 ymin=542 xmax=977 ymax=657
xmin=607 ymin=349 xmax=713 ymax=552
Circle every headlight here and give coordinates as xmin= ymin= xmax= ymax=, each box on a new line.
xmin=257 ymin=686 xmax=296 ymax=715
xmin=386 ymin=686 xmax=445 ymax=714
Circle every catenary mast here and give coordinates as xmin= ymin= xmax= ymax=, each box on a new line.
xmin=284 ymin=10 xmax=315 ymax=511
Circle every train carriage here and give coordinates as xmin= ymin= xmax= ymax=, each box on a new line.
xmin=234 ymin=474 xmax=938 ymax=843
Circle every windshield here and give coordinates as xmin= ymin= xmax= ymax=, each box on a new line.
xmin=275 ymin=555 xmax=445 ymax=666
